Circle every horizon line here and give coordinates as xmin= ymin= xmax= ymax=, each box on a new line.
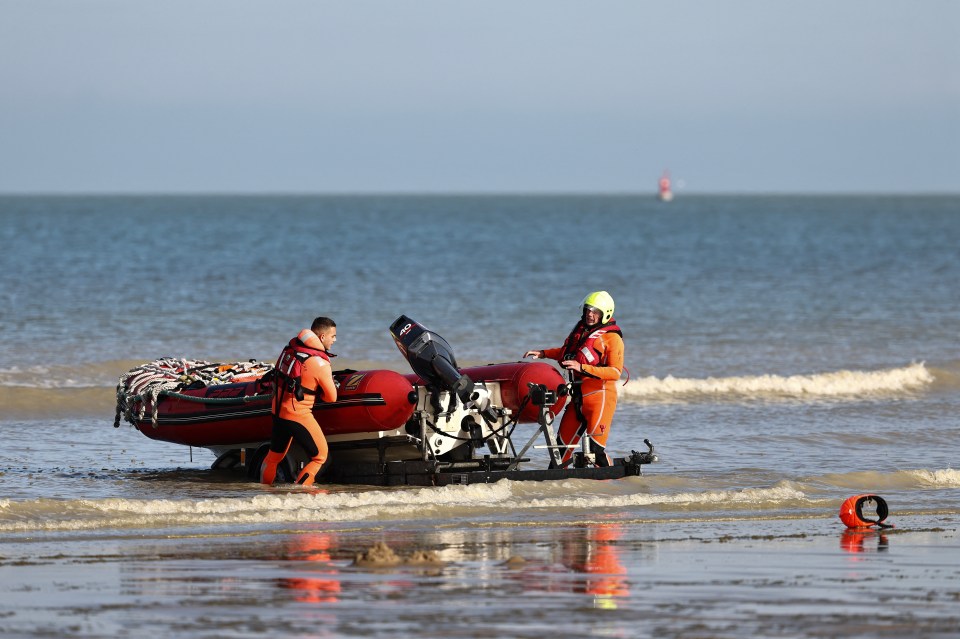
xmin=1 ymin=189 xmax=958 ymax=198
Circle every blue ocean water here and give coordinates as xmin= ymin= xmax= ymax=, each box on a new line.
xmin=1 ymin=192 xmax=957 ymax=502
xmin=3 ymin=194 xmax=958 ymax=374
xmin=2 ymin=194 xmax=959 ymax=637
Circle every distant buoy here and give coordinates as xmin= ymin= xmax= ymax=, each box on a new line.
xmin=839 ymin=494 xmax=892 ymax=528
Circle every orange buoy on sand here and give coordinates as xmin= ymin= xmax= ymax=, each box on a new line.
xmin=839 ymin=494 xmax=893 ymax=529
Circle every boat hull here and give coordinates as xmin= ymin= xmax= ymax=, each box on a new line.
xmin=131 ymin=362 xmax=566 ymax=449
xmin=133 ymin=369 xmax=416 ymax=448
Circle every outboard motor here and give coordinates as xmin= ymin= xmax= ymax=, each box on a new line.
xmin=389 ymin=315 xmax=496 ymax=421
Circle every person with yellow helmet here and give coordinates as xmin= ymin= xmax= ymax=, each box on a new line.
xmin=524 ymin=291 xmax=624 ymax=467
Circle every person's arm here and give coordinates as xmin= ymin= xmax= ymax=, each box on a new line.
xmin=541 ymin=346 xmax=564 ymax=360
xmin=314 ymin=361 xmax=338 ymax=402
xmin=524 ymin=347 xmax=562 ymax=360
xmin=304 ymin=357 xmax=338 ymax=402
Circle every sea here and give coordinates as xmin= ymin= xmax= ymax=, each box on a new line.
xmin=1 ymin=194 xmax=959 ymax=638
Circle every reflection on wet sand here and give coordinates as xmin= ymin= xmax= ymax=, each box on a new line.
xmin=63 ymin=520 xmax=954 ymax=639
xmin=266 ymin=522 xmax=638 ymax=609
xmin=840 ymin=528 xmax=889 ymax=554
xmin=277 ymin=533 xmax=341 ymax=604
xmin=564 ymin=523 xmax=630 ymax=605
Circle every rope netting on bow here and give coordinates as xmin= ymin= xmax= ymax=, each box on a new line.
xmin=114 ymin=357 xmax=274 ymax=429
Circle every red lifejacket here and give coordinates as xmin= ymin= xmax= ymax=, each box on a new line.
xmin=274 ymin=337 xmax=331 ymax=403
xmin=561 ymin=320 xmax=623 ymax=371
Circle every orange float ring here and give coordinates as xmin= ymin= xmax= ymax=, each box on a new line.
xmin=839 ymin=494 xmax=892 ymax=528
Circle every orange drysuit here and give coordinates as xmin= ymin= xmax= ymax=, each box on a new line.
xmin=543 ymin=324 xmax=624 ymax=465
xmin=262 ymin=329 xmax=338 ymax=486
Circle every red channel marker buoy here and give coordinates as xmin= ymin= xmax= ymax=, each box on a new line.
xmin=839 ymin=494 xmax=893 ymax=529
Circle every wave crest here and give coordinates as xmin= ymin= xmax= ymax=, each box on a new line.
xmin=0 ymin=361 xmax=146 ymax=389
xmin=620 ymin=363 xmax=933 ymax=403
xmin=0 ymin=481 xmax=809 ymax=533
xmin=812 ymin=468 xmax=960 ymax=491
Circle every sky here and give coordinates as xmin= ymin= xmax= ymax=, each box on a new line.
xmin=1 ymin=1 xmax=958 ymax=194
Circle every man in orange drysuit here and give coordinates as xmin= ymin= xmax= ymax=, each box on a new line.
xmin=524 ymin=291 xmax=624 ymax=467
xmin=261 ymin=317 xmax=339 ymax=486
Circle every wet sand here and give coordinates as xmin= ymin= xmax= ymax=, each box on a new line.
xmin=1 ymin=515 xmax=958 ymax=638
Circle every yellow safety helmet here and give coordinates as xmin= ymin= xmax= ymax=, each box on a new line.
xmin=582 ymin=290 xmax=615 ymax=324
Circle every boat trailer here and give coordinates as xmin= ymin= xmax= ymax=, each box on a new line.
xmin=237 ymin=315 xmax=657 ymax=486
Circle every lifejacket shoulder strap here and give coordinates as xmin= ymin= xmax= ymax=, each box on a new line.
xmin=598 ymin=320 xmax=623 ymax=338
xmin=287 ymin=337 xmax=331 ymax=362
xmin=563 ymin=320 xmax=623 ymax=353
xmin=274 ymin=337 xmax=331 ymax=404
xmin=561 ymin=321 xmax=588 ymax=354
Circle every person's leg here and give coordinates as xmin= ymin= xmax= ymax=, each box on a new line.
xmin=585 ymin=389 xmax=617 ymax=466
xmin=561 ymin=388 xmax=616 ymax=466
xmin=292 ymin=417 xmax=328 ymax=486
xmin=261 ymin=418 xmax=295 ymax=484
xmin=557 ymin=407 xmax=587 ymax=465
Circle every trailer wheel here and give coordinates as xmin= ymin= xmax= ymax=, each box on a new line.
xmin=211 ymin=449 xmax=242 ymax=470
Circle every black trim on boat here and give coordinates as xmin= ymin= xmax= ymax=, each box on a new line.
xmin=140 ymin=394 xmax=388 ymax=428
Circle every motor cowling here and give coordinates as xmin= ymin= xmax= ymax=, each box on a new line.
xmin=390 ymin=315 xmax=481 ymax=408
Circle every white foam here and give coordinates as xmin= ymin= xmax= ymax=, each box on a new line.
xmin=619 ymin=363 xmax=933 ymax=402
xmin=519 ymin=482 xmax=808 ymax=510
xmin=83 ymin=481 xmax=516 ymax=518
xmin=0 ymin=482 xmax=809 ymax=533
xmin=0 ymin=365 xmax=110 ymax=389
xmin=906 ymin=468 xmax=960 ymax=488
xmin=809 ymin=468 xmax=960 ymax=492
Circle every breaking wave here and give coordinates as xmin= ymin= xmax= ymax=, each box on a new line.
xmin=814 ymin=468 xmax=960 ymax=491
xmin=619 ymin=363 xmax=934 ymax=403
xmin=2 ymin=468 xmax=956 ymax=535
xmin=0 ymin=361 xmax=143 ymax=389
xmin=0 ymin=480 xmax=811 ymax=534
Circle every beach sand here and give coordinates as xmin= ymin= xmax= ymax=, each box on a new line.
xmin=1 ymin=515 xmax=958 ymax=638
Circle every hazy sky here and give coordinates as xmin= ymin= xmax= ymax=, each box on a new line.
xmin=1 ymin=1 xmax=958 ymax=194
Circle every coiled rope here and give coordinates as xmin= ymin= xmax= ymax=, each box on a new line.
xmin=114 ymin=357 xmax=273 ymax=429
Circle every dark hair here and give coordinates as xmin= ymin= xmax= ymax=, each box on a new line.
xmin=311 ymin=316 xmax=336 ymax=332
